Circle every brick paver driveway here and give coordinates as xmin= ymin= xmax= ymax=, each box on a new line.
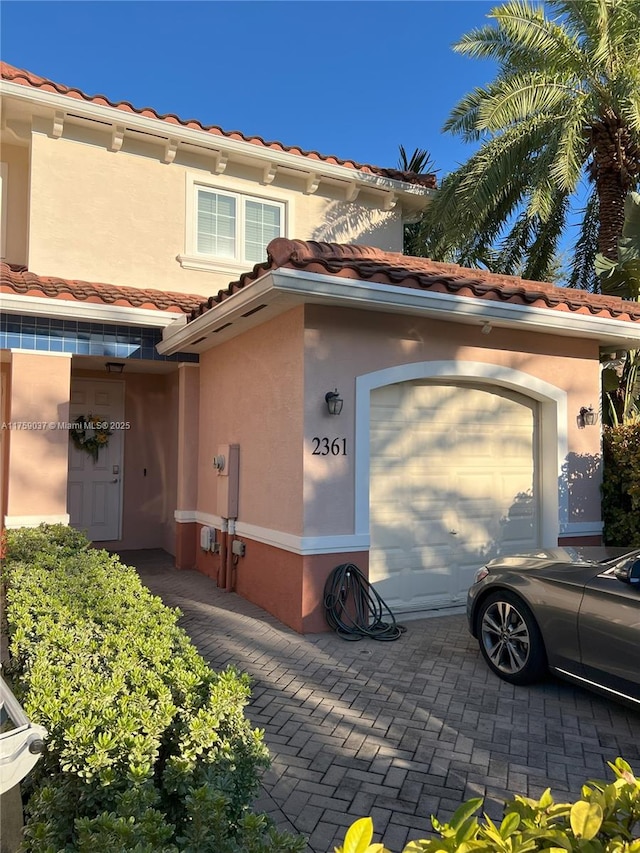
xmin=127 ymin=551 xmax=639 ymax=853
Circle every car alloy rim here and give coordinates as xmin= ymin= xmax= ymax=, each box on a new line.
xmin=481 ymin=601 xmax=530 ymax=675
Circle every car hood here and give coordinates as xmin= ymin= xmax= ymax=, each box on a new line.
xmin=484 ymin=547 xmax=620 ymax=586
xmin=489 ymin=546 xmax=630 ymax=567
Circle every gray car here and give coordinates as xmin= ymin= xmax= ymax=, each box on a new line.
xmin=467 ymin=547 xmax=640 ymax=706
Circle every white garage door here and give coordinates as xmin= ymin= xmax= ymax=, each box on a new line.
xmin=369 ymin=381 xmax=539 ymax=613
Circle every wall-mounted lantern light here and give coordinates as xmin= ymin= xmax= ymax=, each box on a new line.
xmin=577 ymin=405 xmax=597 ymax=429
xmin=105 ymin=362 xmax=125 ymax=374
xmin=325 ymin=389 xmax=343 ymax=416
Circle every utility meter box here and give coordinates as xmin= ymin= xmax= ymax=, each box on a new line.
xmin=216 ymin=443 xmax=239 ymax=519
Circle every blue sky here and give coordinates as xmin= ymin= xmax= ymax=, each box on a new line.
xmin=1 ymin=1 xmax=499 ymax=180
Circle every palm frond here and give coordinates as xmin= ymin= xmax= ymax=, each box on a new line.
xmin=475 ymin=74 xmax=574 ymax=131
xmin=397 ymin=145 xmax=436 ymax=175
xmin=414 ymin=0 xmax=640 ymax=286
xmin=489 ymin=1 xmax=594 ymax=77
xmin=443 ymin=88 xmax=488 ymax=140
xmin=521 ymin=191 xmax=569 ymax=280
xmin=491 ymin=212 xmax=535 ymax=274
xmin=567 ymin=189 xmax=599 ymax=290
xmin=548 ymin=93 xmax=590 ymax=191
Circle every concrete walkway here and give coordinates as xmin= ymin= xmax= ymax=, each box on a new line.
xmin=127 ymin=550 xmax=640 ymax=853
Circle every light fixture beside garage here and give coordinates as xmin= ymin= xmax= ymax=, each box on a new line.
xmin=325 ymin=389 xmax=343 ymax=415
xmin=105 ymin=362 xmax=125 ymax=373
xmin=577 ymin=405 xmax=597 ymax=428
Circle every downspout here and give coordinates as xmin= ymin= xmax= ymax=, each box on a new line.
xmin=218 ymin=518 xmax=228 ymax=589
xmin=225 ymin=518 xmax=235 ymax=592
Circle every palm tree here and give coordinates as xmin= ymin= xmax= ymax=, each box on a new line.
xmin=398 ymin=146 xmax=437 ymax=254
xmin=415 ymin=0 xmax=640 ymax=289
xmin=599 ymin=191 xmax=640 ymax=424
xmin=397 ymin=145 xmax=436 ymax=176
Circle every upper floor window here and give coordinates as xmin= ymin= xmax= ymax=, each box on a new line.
xmin=179 ymin=176 xmax=289 ymax=274
xmin=195 ymin=186 xmax=284 ymax=265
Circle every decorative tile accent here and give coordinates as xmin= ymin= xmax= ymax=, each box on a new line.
xmin=0 ymin=315 xmax=198 ymax=363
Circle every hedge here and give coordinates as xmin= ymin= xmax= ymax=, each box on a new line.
xmin=335 ymin=758 xmax=640 ymax=852
xmin=1 ymin=524 xmax=304 ymax=853
xmin=602 ymin=422 xmax=640 ymax=547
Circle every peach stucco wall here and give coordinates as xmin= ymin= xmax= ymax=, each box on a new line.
xmin=1 ymin=361 xmax=11 ymax=522
xmin=175 ymin=365 xmax=200 ymax=567
xmin=26 ymin=129 xmax=402 ymax=294
xmin=1 ymin=142 xmax=29 ymax=267
xmin=5 ymin=352 xmax=71 ymax=519
xmin=76 ymin=369 xmax=179 ymax=552
xmin=193 ymin=522 xmax=367 ymax=633
xmin=176 ymin=364 xmax=199 ymax=512
xmin=303 ymin=305 xmax=603 ymax=533
xmin=196 ymin=307 xmax=305 ymax=533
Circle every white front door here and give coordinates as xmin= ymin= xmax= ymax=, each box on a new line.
xmin=369 ymin=381 xmax=539 ymax=613
xmin=67 ymin=379 xmax=124 ymax=541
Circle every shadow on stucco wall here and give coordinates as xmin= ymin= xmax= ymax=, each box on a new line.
xmin=559 ymin=451 xmax=602 ymax=525
xmin=311 ymin=199 xmax=399 ymax=249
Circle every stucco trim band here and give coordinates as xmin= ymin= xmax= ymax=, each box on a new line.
xmin=235 ymin=521 xmax=370 ymax=555
xmin=175 ymin=510 xmax=197 ymax=523
xmin=560 ymin=521 xmax=604 ymax=536
xmin=187 ymin=511 xmax=369 ymax=554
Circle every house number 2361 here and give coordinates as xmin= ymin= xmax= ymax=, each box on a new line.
xmin=311 ymin=437 xmax=347 ymax=456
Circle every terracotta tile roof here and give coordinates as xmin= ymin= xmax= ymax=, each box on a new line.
xmin=1 ymin=263 xmax=205 ymax=314
xmin=1 ymin=62 xmax=436 ymax=189
xmin=188 ymin=238 xmax=640 ymax=325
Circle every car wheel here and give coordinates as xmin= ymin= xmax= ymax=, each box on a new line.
xmin=477 ymin=591 xmax=547 ymax=685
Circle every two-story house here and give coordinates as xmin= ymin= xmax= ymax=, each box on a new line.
xmin=2 ymin=62 xmax=639 ymax=632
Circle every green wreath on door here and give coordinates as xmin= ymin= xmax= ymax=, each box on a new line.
xmin=69 ymin=415 xmax=113 ymax=462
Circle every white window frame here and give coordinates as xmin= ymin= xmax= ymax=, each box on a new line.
xmin=179 ymin=175 xmax=289 ymax=274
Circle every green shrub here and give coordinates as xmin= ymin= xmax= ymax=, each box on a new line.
xmin=602 ymin=423 xmax=640 ymax=547
xmin=335 ymin=758 xmax=640 ymax=852
xmin=2 ymin=524 xmax=304 ymax=853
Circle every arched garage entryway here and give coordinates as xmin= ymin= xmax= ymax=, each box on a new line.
xmin=355 ymin=362 xmax=568 ymax=614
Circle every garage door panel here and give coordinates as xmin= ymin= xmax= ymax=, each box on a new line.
xmin=370 ymin=546 xmax=410 ymax=576
xmin=411 ymin=523 xmax=452 ymax=547
xmin=370 ymin=522 xmax=408 ymax=550
xmin=370 ymin=438 xmax=407 ymax=460
xmin=369 ymin=473 xmax=409 ymax=504
xmin=408 ymin=475 xmax=454 ymax=502
xmin=410 ymin=544 xmax=455 ymax=570
xmin=372 ymin=384 xmax=405 ymax=408
xmin=500 ymin=518 xmax=537 ymax=543
xmin=370 ymin=381 xmax=539 ymax=613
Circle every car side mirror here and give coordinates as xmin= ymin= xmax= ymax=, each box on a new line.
xmin=614 ymin=557 xmax=640 ymax=585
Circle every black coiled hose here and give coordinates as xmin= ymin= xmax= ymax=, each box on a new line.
xmin=323 ymin=563 xmax=406 ymax=641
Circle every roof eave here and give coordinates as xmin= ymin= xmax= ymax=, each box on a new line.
xmin=157 ymin=267 xmax=640 ymax=355
xmin=1 ymin=291 xmax=184 ymax=326
xmin=0 ymin=80 xmax=435 ymax=208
